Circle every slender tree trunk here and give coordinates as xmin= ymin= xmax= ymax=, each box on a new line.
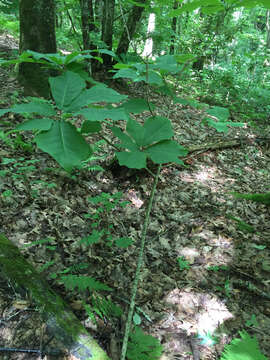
xmin=142 ymin=12 xmax=155 ymax=57
xmin=19 ymin=0 xmax=57 ymax=98
xmin=80 ymin=0 xmax=95 ymax=51
xmin=266 ymin=10 xmax=270 ymax=49
xmin=169 ymin=0 xmax=178 ymax=55
xmin=79 ymin=0 xmax=101 ymax=73
xmin=101 ymin=0 xmax=115 ymax=67
xmin=116 ymin=0 xmax=147 ymax=57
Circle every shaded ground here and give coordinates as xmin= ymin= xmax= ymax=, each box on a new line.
xmin=0 ymin=36 xmax=269 ymax=360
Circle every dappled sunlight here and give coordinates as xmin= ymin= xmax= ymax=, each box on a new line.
xmin=160 ymin=289 xmax=234 ymax=355
xmin=178 ymin=163 xmax=236 ymax=193
xmin=126 ymin=189 xmax=144 ymax=208
xmin=194 ymin=165 xmax=222 ymax=186
xmin=177 ymin=247 xmax=200 ymax=261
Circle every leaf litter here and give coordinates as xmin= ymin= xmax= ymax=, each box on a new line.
xmin=0 ymin=65 xmax=269 ymax=360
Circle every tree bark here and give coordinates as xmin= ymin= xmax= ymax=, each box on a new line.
xmin=169 ymin=0 xmax=178 ymax=55
xmin=80 ymin=0 xmax=95 ymax=51
xmin=116 ymin=0 xmax=147 ymax=57
xmin=79 ymin=0 xmax=102 ymax=73
xmin=0 ymin=234 xmax=111 ymax=360
xmin=101 ymin=0 xmax=115 ymax=68
xmin=266 ymin=10 xmax=270 ymax=49
xmin=19 ymin=0 xmax=57 ymax=98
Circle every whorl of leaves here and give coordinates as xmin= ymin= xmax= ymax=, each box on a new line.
xmin=220 ymin=331 xmax=267 ymax=360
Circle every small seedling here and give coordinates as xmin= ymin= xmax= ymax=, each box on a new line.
xmin=177 ymin=256 xmax=190 ymax=271
xmin=207 ymin=265 xmax=228 ymax=272
xmin=81 ymin=192 xmax=132 ymax=247
xmin=216 ymin=279 xmax=232 ymax=298
xmin=1 ymin=189 xmax=13 ymax=197
xmin=245 ymin=314 xmax=259 ymax=327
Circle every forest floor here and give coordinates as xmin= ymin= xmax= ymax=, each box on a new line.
xmin=0 ymin=35 xmax=270 ymax=360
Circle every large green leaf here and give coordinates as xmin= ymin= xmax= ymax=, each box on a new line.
xmin=49 ymin=71 xmax=85 ymax=110
xmin=260 ymin=0 xmax=270 ymax=9
xmin=81 ymin=121 xmax=102 ymax=134
xmin=64 ymin=51 xmax=93 ymax=64
xmin=98 ymin=49 xmax=117 ymax=57
xmin=233 ymin=0 xmax=260 ymax=8
xmin=201 ymin=4 xmax=224 ymax=14
xmin=114 ymin=117 xmax=174 ymax=148
xmin=110 ymin=126 xmax=138 ymax=151
xmin=113 ymin=68 xmax=139 ymax=81
xmin=206 ymin=106 xmax=230 ymax=122
xmin=16 ymin=118 xmax=53 ymax=131
xmin=116 ymin=151 xmax=147 ymax=169
xmin=147 ymin=140 xmax=188 ymax=164
xmin=220 ymin=331 xmax=268 ymax=360
xmin=174 ymin=54 xmax=197 ymax=63
xmin=206 ymin=119 xmax=244 ymax=133
xmin=169 ymin=0 xmax=201 ymax=16
xmin=0 ymin=100 xmax=56 ymax=117
xmin=77 ymin=107 xmax=128 ymax=121
xmin=142 ymin=116 xmax=174 ymax=146
xmin=35 ymin=120 xmax=92 ymax=172
xmin=126 ymin=119 xmax=145 ymax=147
xmin=154 ymin=55 xmax=181 ymax=74
xmin=121 ymin=98 xmax=155 ymax=114
xmin=137 ymin=70 xmax=163 ymax=86
xmin=205 ymin=119 xmax=229 ymax=133
xmin=85 ymin=85 xmax=128 ymax=103
xmin=64 ymin=90 xmax=97 ymax=112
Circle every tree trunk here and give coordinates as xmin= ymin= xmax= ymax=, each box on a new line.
xmin=101 ymin=0 xmax=115 ymax=68
xmin=0 ymin=234 xmax=111 ymax=360
xmin=19 ymin=0 xmax=57 ymax=98
xmin=169 ymin=0 xmax=178 ymax=55
xmin=80 ymin=0 xmax=94 ymax=51
xmin=142 ymin=12 xmax=155 ymax=57
xmin=79 ymin=0 xmax=101 ymax=74
xmin=116 ymin=0 xmax=147 ymax=57
xmin=266 ymin=10 xmax=270 ymax=49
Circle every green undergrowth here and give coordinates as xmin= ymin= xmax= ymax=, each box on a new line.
xmin=0 ymin=49 xmax=268 ymax=359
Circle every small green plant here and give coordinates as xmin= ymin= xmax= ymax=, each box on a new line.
xmin=0 ymin=157 xmax=49 ymax=198
xmin=207 ymin=265 xmax=228 ymax=272
xmin=219 ymin=331 xmax=267 ymax=360
xmin=23 ymin=237 xmax=57 ymax=273
xmin=81 ymin=192 xmax=132 ymax=248
xmin=126 ymin=326 xmax=163 ymax=360
xmin=0 ymin=130 xmax=34 ymax=152
xmin=0 ymin=51 xmax=242 ymax=175
xmin=1 ymin=189 xmax=13 ymax=198
xmin=216 ymin=279 xmax=232 ymax=298
xmin=224 ymin=279 xmax=232 ymax=298
xmin=84 ymin=293 xmax=123 ymax=325
xmin=23 ymin=237 xmax=56 ymax=250
xmin=227 ymin=215 xmax=256 ymax=233
xmin=231 ymin=192 xmax=270 ymax=206
xmin=245 ymin=314 xmax=259 ymax=328
xmin=0 ymin=50 xmax=251 ymax=360
xmin=177 ymin=256 xmax=190 ymax=271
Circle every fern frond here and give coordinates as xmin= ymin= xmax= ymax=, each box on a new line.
xmin=126 ymin=326 xmax=163 ymax=360
xmin=61 ymin=275 xmax=112 ymax=292
xmin=91 ymin=294 xmax=122 ymax=319
xmin=220 ymin=331 xmax=268 ymax=360
xmin=231 ymin=192 xmax=270 ymax=206
xmin=80 ymin=230 xmax=104 ymax=246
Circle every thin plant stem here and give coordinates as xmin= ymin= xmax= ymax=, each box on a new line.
xmin=120 ymin=164 xmax=162 ymax=360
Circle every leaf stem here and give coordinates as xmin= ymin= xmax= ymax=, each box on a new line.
xmin=100 ymin=134 xmax=120 ymax=150
xmin=120 ymin=164 xmax=161 ymax=360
